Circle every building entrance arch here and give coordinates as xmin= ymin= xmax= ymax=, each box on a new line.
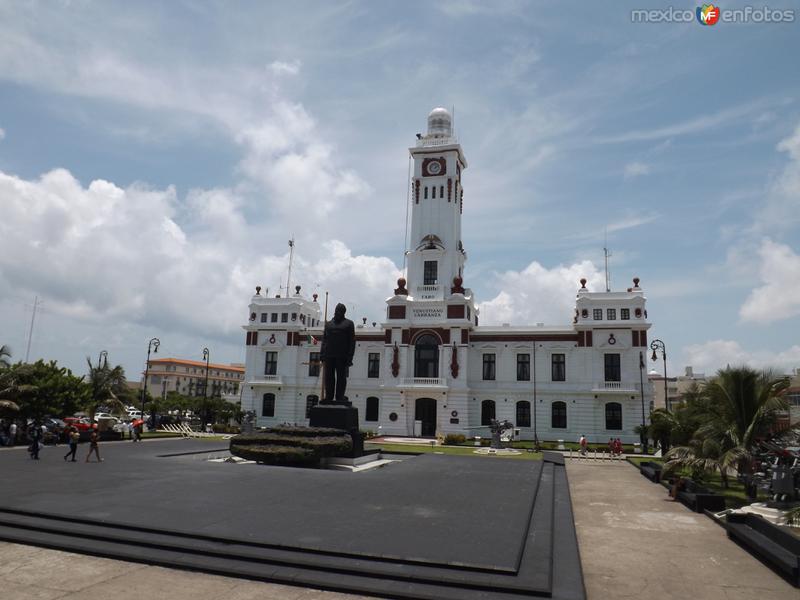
xmin=414 ymin=397 xmax=437 ymax=437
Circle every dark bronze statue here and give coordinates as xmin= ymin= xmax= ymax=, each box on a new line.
xmin=320 ymin=303 xmax=355 ymax=404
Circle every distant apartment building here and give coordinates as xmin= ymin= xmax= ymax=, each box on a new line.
xmin=648 ymin=366 xmax=707 ymax=412
xmin=144 ymin=358 xmax=244 ymax=400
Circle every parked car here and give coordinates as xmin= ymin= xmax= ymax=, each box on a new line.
xmin=63 ymin=417 xmax=94 ymax=432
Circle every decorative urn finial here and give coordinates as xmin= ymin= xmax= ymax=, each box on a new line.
xmin=394 ymin=277 xmax=408 ymax=296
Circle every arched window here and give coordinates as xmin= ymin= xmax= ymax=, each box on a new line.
xmin=605 ymin=402 xmax=622 ymax=430
xmin=551 ymin=401 xmax=567 ymax=429
xmin=262 ymin=393 xmax=275 ymax=417
xmin=516 ymin=400 xmax=531 ymax=427
xmin=305 ymin=394 xmax=319 ymax=419
xmin=481 ymin=400 xmax=496 ymax=426
xmin=365 ymin=397 xmax=379 ymax=422
xmin=414 ymin=334 xmax=439 ymax=378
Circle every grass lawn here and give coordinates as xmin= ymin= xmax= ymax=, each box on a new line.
xmin=366 ymin=442 xmax=543 ymax=460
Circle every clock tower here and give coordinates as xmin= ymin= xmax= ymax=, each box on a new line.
xmin=406 ymin=107 xmax=468 ymax=298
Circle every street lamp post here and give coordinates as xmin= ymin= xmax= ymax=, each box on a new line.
xmin=639 ymin=351 xmax=648 ymax=454
xmin=97 ymin=350 xmax=108 ymax=370
xmin=532 ymin=342 xmax=540 ymax=452
xmin=650 ymin=339 xmax=668 ymax=412
xmin=202 ymin=347 xmax=210 ymax=430
xmin=140 ymin=338 xmax=160 ymax=430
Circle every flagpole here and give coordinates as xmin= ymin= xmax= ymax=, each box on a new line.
xmin=320 ymin=292 xmax=329 ymax=402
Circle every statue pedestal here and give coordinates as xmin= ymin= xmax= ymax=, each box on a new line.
xmin=309 ymin=404 xmax=364 ymax=458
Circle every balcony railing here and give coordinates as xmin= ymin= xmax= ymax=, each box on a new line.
xmin=415 ymin=136 xmax=457 ymax=148
xmin=415 ymin=285 xmax=442 ymax=299
xmin=250 ymin=374 xmax=282 ymax=384
xmin=400 ymin=377 xmax=447 ymax=387
xmin=593 ymin=381 xmax=637 ymax=392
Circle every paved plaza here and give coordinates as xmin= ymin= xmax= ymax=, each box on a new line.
xmin=0 ymin=439 xmax=582 ymax=600
xmin=0 ymin=441 xmax=796 ymax=599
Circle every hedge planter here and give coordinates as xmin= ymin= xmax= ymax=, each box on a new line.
xmin=229 ymin=426 xmax=353 ymax=467
xmin=230 ymin=444 xmax=319 ymax=466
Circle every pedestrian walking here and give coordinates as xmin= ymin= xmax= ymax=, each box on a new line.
xmin=8 ymin=421 xmax=17 ymax=446
xmin=63 ymin=428 xmax=79 ymax=462
xmin=579 ymin=434 xmax=588 ymax=456
xmin=29 ymin=423 xmax=42 ymax=460
xmin=133 ymin=423 xmax=142 ymax=442
xmin=85 ymin=429 xmax=102 ymax=462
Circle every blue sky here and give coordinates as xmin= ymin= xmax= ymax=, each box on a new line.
xmin=0 ymin=0 xmax=799 ymax=380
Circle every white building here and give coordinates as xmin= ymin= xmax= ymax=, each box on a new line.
xmin=241 ymin=108 xmax=654 ymax=443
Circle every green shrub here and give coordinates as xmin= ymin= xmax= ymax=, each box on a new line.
xmin=361 ymin=429 xmax=378 ymax=440
xmin=230 ymin=444 xmax=318 ymax=465
xmin=213 ymin=424 xmax=241 ymax=434
xmin=443 ymin=433 xmax=467 ymax=445
xmin=231 ymin=433 xmax=351 ymax=453
xmin=268 ymin=425 xmax=345 ymax=437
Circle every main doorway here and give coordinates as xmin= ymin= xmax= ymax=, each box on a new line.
xmin=414 ymin=397 xmax=437 ymax=437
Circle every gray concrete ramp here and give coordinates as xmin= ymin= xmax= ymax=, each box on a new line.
xmin=567 ymin=461 xmax=796 ymax=599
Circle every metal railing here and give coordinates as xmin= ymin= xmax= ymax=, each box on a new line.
xmin=400 ymin=377 xmax=447 ymax=387
xmin=251 ymin=374 xmax=282 ymax=383
xmin=415 ymin=136 xmax=457 ymax=148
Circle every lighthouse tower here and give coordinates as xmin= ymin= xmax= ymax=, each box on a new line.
xmin=405 ymin=107 xmax=469 ymax=298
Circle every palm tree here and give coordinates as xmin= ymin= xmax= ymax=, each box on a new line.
xmin=664 ymin=367 xmax=789 ymax=486
xmin=84 ymin=358 xmax=129 ymax=421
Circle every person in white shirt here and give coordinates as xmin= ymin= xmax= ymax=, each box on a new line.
xmin=8 ymin=422 xmax=17 ymax=446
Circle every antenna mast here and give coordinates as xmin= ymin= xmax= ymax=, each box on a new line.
xmin=286 ymin=237 xmax=295 ymax=293
xmin=403 ymin=156 xmax=411 ymax=272
xmin=25 ymin=295 xmax=42 ymax=363
xmin=603 ymin=229 xmax=612 ymax=292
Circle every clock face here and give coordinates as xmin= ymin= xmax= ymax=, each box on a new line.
xmin=423 ymin=157 xmax=446 ymax=177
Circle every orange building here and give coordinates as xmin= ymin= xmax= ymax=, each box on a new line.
xmin=144 ymin=358 xmax=244 ymax=399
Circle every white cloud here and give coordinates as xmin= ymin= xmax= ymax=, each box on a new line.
xmin=0 ymin=19 xmax=368 ymax=223
xmin=623 ymin=161 xmax=650 ymax=179
xmin=755 ymin=122 xmax=800 ymax=232
xmin=739 ymin=239 xmax=800 ymax=323
xmin=607 ymin=213 xmax=658 ymax=232
xmin=235 ymin=101 xmax=371 ymax=217
xmin=269 ymin=60 xmax=301 ymax=76
xmin=0 ymin=127 xmax=5 ymax=140
xmin=597 ymin=99 xmax=769 ymax=144
xmin=0 ymin=168 xmax=398 ymax=346
xmin=683 ymin=339 xmax=800 ymax=375
xmin=477 ymin=260 xmax=605 ymax=325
